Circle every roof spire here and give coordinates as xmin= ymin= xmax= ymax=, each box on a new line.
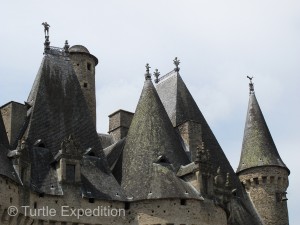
xmin=145 ymin=63 xmax=151 ymax=80
xmin=173 ymin=57 xmax=180 ymax=72
xmin=237 ymin=84 xmax=288 ymax=173
xmin=154 ymin=69 xmax=160 ymax=83
xmin=247 ymin=76 xmax=254 ymax=94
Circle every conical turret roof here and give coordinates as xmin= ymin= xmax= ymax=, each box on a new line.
xmin=237 ymin=91 xmax=288 ymax=173
xmin=156 ymin=71 xmax=245 ymax=195
xmin=121 ymin=74 xmax=191 ymax=200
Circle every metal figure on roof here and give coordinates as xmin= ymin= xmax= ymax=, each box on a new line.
xmin=247 ymin=76 xmax=254 ymax=94
xmin=42 ymin=22 xmax=50 ymax=36
xmin=173 ymin=57 xmax=180 ymax=72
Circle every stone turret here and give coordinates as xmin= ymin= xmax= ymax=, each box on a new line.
xmin=237 ymin=78 xmax=290 ymax=225
xmin=69 ymin=45 xmax=98 ymax=127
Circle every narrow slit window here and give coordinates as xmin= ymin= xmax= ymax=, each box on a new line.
xmin=87 ymin=62 xmax=91 ymax=71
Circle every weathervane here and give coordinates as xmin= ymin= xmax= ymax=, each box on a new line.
xmin=173 ymin=57 xmax=180 ymax=72
xmin=145 ymin=63 xmax=151 ymax=80
xmin=154 ymin=69 xmax=160 ymax=83
xmin=247 ymin=76 xmax=254 ymax=94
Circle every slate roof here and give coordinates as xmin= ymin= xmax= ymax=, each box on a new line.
xmin=25 ymin=54 xmax=105 ymax=159
xmin=0 ymin=112 xmax=20 ymax=183
xmin=156 ymin=71 xmax=246 ymax=197
xmin=98 ymin=133 xmax=115 ymax=149
xmin=104 ymin=138 xmax=126 ymax=171
xmin=69 ymin=45 xmax=98 ymax=65
xmin=121 ymin=77 xmax=191 ymax=200
xmin=81 ymin=156 xmax=126 ymax=200
xmin=0 ymin=113 xmax=9 ymax=148
xmin=0 ymin=143 xmax=21 ymax=184
xmin=23 ymin=51 xmax=123 ymax=199
xmin=30 ymin=146 xmax=63 ymax=195
xmin=69 ymin=45 xmax=90 ymax=53
xmin=227 ymin=196 xmax=264 ymax=225
xmin=237 ymin=92 xmax=288 ymax=173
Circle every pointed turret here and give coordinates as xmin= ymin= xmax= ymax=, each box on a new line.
xmin=237 ymin=78 xmax=288 ymax=172
xmin=121 ymin=64 xmax=192 ymax=200
xmin=156 ymin=64 xmax=244 ymax=197
xmin=237 ymin=78 xmax=289 ymax=225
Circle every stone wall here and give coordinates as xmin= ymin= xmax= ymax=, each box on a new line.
xmin=238 ymin=166 xmax=289 ymax=225
xmin=0 ymin=176 xmax=227 ymax=225
xmin=108 ymin=110 xmax=134 ymax=142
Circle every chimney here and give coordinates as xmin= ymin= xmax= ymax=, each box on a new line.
xmin=108 ymin=109 xmax=134 ymax=142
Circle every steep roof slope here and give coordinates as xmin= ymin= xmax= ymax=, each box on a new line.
xmin=0 ymin=112 xmax=9 ymax=148
xmin=0 ymin=114 xmax=20 ymax=183
xmin=23 ymin=52 xmax=124 ymax=200
xmin=156 ymin=71 xmax=244 ymax=196
xmin=121 ymin=76 xmax=192 ymax=200
xmin=25 ymin=54 xmax=104 ymax=158
xmin=237 ymin=91 xmax=288 ymax=173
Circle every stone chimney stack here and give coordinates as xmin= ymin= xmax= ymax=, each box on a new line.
xmin=108 ymin=109 xmax=134 ymax=142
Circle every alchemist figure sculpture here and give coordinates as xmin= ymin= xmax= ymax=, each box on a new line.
xmin=42 ymin=22 xmax=50 ymax=36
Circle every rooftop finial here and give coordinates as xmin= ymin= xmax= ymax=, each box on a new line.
xmin=64 ymin=40 xmax=70 ymax=53
xmin=247 ymin=76 xmax=254 ymax=94
xmin=42 ymin=22 xmax=50 ymax=37
xmin=173 ymin=57 xmax=180 ymax=72
xmin=154 ymin=69 xmax=160 ymax=83
xmin=145 ymin=63 xmax=151 ymax=80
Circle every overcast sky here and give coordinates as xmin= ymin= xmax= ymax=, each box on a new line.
xmin=1 ymin=1 xmax=299 ymax=223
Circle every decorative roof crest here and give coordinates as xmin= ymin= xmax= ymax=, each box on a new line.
xmin=154 ymin=69 xmax=160 ymax=83
xmin=145 ymin=63 xmax=151 ymax=80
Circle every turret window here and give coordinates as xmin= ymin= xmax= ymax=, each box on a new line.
xmin=87 ymin=62 xmax=91 ymax=71
xmin=180 ymin=199 xmax=186 ymax=205
xmin=83 ymin=83 xmax=88 ymax=88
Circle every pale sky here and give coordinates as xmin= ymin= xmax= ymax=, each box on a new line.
xmin=1 ymin=1 xmax=299 ymax=223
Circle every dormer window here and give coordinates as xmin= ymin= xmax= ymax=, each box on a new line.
xmin=66 ymin=164 xmax=76 ymax=182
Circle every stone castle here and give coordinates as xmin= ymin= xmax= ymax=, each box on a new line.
xmin=0 ymin=27 xmax=290 ymax=225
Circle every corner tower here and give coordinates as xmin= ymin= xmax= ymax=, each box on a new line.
xmin=69 ymin=45 xmax=98 ymax=127
xmin=237 ymin=78 xmax=290 ymax=225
